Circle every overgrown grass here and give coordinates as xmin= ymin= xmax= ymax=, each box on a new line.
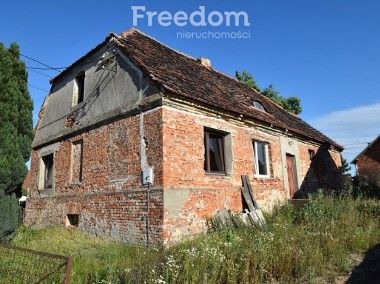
xmin=11 ymin=191 xmax=380 ymax=283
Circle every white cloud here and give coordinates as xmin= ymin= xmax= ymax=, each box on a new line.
xmin=308 ymin=103 xmax=380 ymax=170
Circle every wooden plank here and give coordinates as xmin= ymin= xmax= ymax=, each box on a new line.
xmin=241 ymin=175 xmax=259 ymax=209
xmin=241 ymin=175 xmax=266 ymax=228
xmin=245 ymin=175 xmax=258 ymax=209
xmin=241 ymin=186 xmax=255 ymax=212
xmin=248 ymin=210 xmax=267 ymax=229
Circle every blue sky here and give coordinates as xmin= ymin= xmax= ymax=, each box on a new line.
xmin=1 ymin=0 xmax=379 ymax=171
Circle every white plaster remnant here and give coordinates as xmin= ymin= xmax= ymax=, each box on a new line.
xmin=139 ymin=113 xmax=154 ymax=184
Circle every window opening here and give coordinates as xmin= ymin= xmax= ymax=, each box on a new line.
xmin=253 ymin=101 xmax=265 ymax=112
xmin=308 ymin=149 xmax=315 ymax=160
xmin=74 ymin=72 xmax=85 ymax=105
xmin=42 ymin=154 xmax=54 ymax=189
xmin=204 ymin=130 xmax=226 ymax=174
xmin=253 ymin=141 xmax=270 ymax=177
xmin=66 ymin=214 xmax=79 ymax=227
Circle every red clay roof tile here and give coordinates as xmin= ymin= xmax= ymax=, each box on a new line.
xmin=115 ymin=28 xmax=343 ymax=150
xmin=51 ymin=28 xmax=342 ymax=150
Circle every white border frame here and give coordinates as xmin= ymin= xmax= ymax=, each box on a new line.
xmin=253 ymin=141 xmax=270 ymax=178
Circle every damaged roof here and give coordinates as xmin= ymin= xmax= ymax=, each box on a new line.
xmin=52 ymin=28 xmax=343 ymax=150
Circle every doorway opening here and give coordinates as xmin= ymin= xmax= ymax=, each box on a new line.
xmin=286 ymin=154 xmax=298 ymax=198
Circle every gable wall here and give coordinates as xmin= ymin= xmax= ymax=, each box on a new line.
xmin=357 ymin=140 xmax=380 ymax=182
xmin=25 ymin=108 xmax=164 ymax=245
xmin=33 ymin=42 xmax=161 ymax=148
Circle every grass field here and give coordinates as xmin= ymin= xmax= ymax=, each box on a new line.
xmin=10 ymin=191 xmax=380 ymax=283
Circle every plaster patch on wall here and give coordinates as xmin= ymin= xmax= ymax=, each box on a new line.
xmin=139 ymin=114 xmax=148 ymax=170
xmin=164 ymin=188 xmax=190 ymax=217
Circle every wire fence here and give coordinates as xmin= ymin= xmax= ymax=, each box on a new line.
xmin=0 ymin=243 xmax=71 ymax=284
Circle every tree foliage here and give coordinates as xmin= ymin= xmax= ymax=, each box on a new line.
xmin=236 ymin=70 xmax=302 ymax=115
xmin=235 ymin=70 xmax=260 ymax=91
xmin=339 ymin=154 xmax=351 ymax=174
xmin=0 ymin=42 xmax=33 ymax=241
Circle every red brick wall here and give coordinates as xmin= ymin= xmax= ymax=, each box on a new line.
xmin=357 ymin=140 xmax=380 ymax=182
xmin=71 ymin=140 xmax=83 ymax=183
xmin=160 ymin=106 xmax=343 ymax=244
xmin=298 ymin=143 xmax=342 ymax=194
xmin=25 ymin=104 xmax=342 ymax=245
xmin=144 ymin=110 xmax=164 ymax=186
xmin=161 ymin=107 xmax=287 ymax=244
xmin=49 ymin=116 xmax=143 ymax=194
xmin=163 ymin=188 xmax=243 ymax=242
xmin=28 ymin=151 xmax=40 ymax=193
xmin=22 ymin=170 xmax=31 ymax=193
xmin=25 ymin=108 xmax=164 ymax=246
xmin=25 ymin=190 xmax=163 ymax=244
xmin=161 ymin=107 xmax=285 ymax=192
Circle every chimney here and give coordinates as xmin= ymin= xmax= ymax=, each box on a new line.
xmin=197 ymin=57 xmax=211 ymax=68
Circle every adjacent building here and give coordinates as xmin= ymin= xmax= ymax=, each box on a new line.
xmin=352 ymin=135 xmax=380 ymax=185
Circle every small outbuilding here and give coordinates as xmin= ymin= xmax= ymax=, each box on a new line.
xmin=352 ymin=135 xmax=380 ymax=185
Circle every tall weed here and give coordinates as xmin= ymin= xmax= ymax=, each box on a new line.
xmin=10 ymin=192 xmax=380 ymax=283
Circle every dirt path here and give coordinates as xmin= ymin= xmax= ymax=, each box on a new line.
xmin=336 ymin=244 xmax=380 ymax=284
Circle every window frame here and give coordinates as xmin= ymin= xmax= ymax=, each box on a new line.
xmin=253 ymin=140 xmax=270 ymax=178
xmin=253 ymin=101 xmax=266 ymax=112
xmin=73 ymin=71 xmax=85 ymax=106
xmin=42 ymin=153 xmax=54 ymax=189
xmin=204 ymin=129 xmax=227 ymax=175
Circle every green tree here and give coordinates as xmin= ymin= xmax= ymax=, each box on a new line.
xmin=236 ymin=70 xmax=302 ymax=115
xmin=339 ymin=154 xmax=351 ymax=174
xmin=235 ymin=70 xmax=260 ymax=91
xmin=0 ymin=43 xmax=33 ymax=241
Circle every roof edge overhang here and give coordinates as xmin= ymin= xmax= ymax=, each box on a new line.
xmin=44 ymin=28 xmax=343 ymax=152
xmin=351 ymin=134 xmax=380 ymax=164
xmin=163 ymin=92 xmax=343 ymax=151
xmin=49 ymin=33 xmax=118 ymax=86
xmin=114 ymin=29 xmax=344 ymax=151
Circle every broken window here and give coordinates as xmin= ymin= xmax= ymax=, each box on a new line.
xmin=204 ymin=129 xmax=226 ymax=174
xmin=308 ymin=149 xmax=315 ymax=160
xmin=42 ymin=154 xmax=54 ymax=189
xmin=253 ymin=141 xmax=270 ymax=177
xmin=73 ymin=72 xmax=85 ymax=105
xmin=71 ymin=140 xmax=83 ymax=183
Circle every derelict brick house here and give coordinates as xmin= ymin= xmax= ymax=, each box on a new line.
xmin=352 ymin=135 xmax=380 ymax=184
xmin=24 ymin=28 xmax=343 ymax=246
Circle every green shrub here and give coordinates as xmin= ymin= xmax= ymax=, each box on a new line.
xmin=0 ymin=194 xmax=21 ymax=242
